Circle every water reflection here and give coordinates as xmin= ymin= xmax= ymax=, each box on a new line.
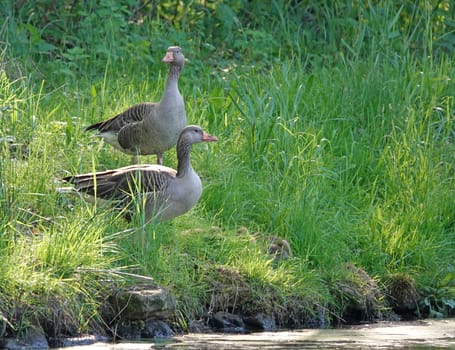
xmin=56 ymin=319 xmax=455 ymax=349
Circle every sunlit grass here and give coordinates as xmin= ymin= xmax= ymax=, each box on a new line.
xmin=0 ymin=0 xmax=454 ymax=338
xmin=202 ymin=51 xmax=454 ymax=294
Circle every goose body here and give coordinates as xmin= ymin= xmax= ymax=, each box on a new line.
xmin=63 ymin=126 xmax=217 ymax=222
xmin=86 ymin=46 xmax=187 ymax=164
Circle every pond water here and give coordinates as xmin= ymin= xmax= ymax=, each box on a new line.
xmin=58 ymin=319 xmax=455 ymax=349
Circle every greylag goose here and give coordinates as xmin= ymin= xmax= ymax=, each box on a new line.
xmin=62 ymin=125 xmax=217 ymax=222
xmin=86 ymin=46 xmax=187 ymax=165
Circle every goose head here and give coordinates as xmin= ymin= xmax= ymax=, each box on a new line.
xmin=162 ymin=46 xmax=185 ymax=67
xmin=179 ymin=125 xmax=218 ymax=146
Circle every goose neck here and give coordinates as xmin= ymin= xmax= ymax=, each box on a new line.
xmin=166 ymin=64 xmax=181 ymax=85
xmin=161 ymin=65 xmax=182 ymax=102
xmin=176 ymin=141 xmax=192 ymax=177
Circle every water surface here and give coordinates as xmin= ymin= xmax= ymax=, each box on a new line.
xmin=58 ymin=319 xmax=455 ymax=349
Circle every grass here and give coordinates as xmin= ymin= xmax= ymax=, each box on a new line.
xmin=1 ymin=0 xmax=454 ymax=339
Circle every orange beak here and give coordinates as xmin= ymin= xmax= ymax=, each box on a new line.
xmin=202 ymin=132 xmax=218 ymax=142
xmin=162 ymin=51 xmax=174 ymax=63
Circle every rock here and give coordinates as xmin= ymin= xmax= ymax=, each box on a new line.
xmin=0 ymin=325 xmax=49 ymax=350
xmin=208 ymin=311 xmax=245 ymax=333
xmin=113 ymin=319 xmax=173 ymax=340
xmin=243 ymin=313 xmax=277 ymax=331
xmin=142 ymin=320 xmax=173 ymax=338
xmin=188 ymin=319 xmax=213 ymax=333
xmin=105 ymin=284 xmax=176 ymax=340
xmin=109 ymin=283 xmax=176 ymax=321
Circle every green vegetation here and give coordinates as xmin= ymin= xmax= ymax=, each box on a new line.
xmin=1 ymin=0 xmax=454 ymax=339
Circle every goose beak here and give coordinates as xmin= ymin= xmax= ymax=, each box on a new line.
xmin=202 ymin=132 xmax=218 ymax=142
xmin=162 ymin=51 xmax=174 ymax=63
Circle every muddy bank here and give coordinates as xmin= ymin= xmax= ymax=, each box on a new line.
xmin=1 ymin=265 xmax=451 ymax=350
xmin=1 ymin=235 xmax=453 ymax=350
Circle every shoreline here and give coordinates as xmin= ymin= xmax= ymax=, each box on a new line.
xmin=52 ymin=319 xmax=455 ymax=349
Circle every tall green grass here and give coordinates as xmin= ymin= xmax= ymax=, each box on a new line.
xmin=1 ymin=0 xmax=454 ymax=338
xmin=203 ymin=54 xmax=454 ymax=276
xmin=0 ymin=68 xmax=127 ymax=337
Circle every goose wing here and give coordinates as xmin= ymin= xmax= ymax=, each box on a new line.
xmin=117 ymin=121 xmax=144 ymax=151
xmin=86 ymin=102 xmax=157 ymax=133
xmin=63 ymin=164 xmax=176 ymax=200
